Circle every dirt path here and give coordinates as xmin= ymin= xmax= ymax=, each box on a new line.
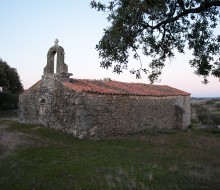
xmin=0 ymin=118 xmax=31 ymax=159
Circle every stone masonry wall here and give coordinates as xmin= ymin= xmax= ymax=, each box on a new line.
xmin=72 ymin=93 xmax=190 ymax=138
xmin=19 ymin=77 xmax=190 ymax=139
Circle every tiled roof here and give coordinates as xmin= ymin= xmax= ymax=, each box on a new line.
xmin=63 ymin=79 xmax=190 ymax=97
xmin=20 ymin=80 xmax=42 ymax=96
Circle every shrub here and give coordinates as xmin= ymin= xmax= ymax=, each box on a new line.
xmin=211 ymin=113 xmax=220 ymax=125
xmin=215 ymin=103 xmax=220 ymax=109
xmin=192 ymin=104 xmax=219 ymax=125
xmin=205 ymin=99 xmax=216 ymax=105
xmin=0 ymin=92 xmax=19 ymax=110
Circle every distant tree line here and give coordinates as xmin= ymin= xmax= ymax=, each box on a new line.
xmin=0 ymin=58 xmax=23 ymax=110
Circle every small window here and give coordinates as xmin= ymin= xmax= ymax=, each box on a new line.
xmin=39 ymin=98 xmax=46 ymax=115
xmin=39 ymin=98 xmax=46 ymax=105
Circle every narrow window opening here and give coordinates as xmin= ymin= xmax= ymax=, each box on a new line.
xmin=39 ymin=98 xmax=46 ymax=115
xmin=54 ymin=52 xmax=57 ymax=74
xmin=40 ymin=98 xmax=46 ymax=105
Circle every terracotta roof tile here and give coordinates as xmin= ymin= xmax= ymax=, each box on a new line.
xmin=63 ymin=79 xmax=190 ymax=97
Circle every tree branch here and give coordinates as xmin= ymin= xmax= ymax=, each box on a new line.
xmin=142 ymin=1 xmax=220 ymax=30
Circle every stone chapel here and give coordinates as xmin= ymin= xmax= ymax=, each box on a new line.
xmin=19 ymin=40 xmax=191 ymax=139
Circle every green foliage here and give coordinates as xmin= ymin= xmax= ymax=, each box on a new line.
xmin=211 ymin=113 xmax=220 ymax=124
xmin=193 ymin=104 xmax=212 ymax=124
xmin=0 ymin=92 xmax=19 ymax=110
xmin=91 ymin=0 xmax=220 ymax=83
xmin=192 ymin=103 xmax=220 ymax=125
xmin=0 ymin=59 xmax=23 ymax=93
xmin=0 ymin=58 xmax=23 ymax=110
xmin=205 ymin=99 xmax=216 ymax=105
xmin=0 ymin=110 xmax=17 ymax=118
xmin=215 ymin=103 xmax=220 ymax=108
xmin=0 ymin=120 xmax=220 ymax=189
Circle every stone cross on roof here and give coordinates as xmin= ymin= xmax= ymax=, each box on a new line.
xmin=54 ymin=39 xmax=59 ymax=46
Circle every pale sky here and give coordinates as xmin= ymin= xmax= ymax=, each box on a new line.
xmin=0 ymin=0 xmax=219 ymax=97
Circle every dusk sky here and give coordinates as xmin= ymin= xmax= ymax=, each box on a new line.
xmin=0 ymin=0 xmax=219 ymax=97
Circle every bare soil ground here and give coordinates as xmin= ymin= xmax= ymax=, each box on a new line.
xmin=0 ymin=118 xmax=31 ymax=159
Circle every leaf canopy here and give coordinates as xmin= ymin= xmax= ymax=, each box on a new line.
xmin=91 ymin=0 xmax=220 ymax=83
xmin=0 ymin=59 xmax=23 ymax=93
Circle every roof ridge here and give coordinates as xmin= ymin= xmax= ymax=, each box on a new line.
xmin=63 ymin=79 xmax=190 ymax=97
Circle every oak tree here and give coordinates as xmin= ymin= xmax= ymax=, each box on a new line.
xmin=91 ymin=0 xmax=220 ymax=83
xmin=0 ymin=58 xmax=23 ymax=110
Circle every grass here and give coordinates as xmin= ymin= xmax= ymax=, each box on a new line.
xmin=0 ymin=120 xmax=220 ymax=190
